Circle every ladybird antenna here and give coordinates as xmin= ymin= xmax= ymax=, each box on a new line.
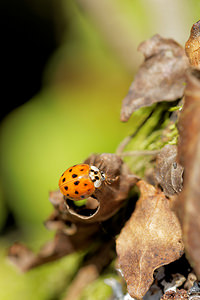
xmin=97 ymin=159 xmax=105 ymax=171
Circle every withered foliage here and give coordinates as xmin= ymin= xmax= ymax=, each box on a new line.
xmin=8 ymin=20 xmax=200 ymax=300
xmin=116 ymin=180 xmax=184 ymax=299
xmin=176 ymin=69 xmax=200 ymax=279
xmin=69 ymin=153 xmax=138 ymax=222
xmin=155 ymin=144 xmax=183 ymax=197
xmin=121 ymin=34 xmax=188 ymax=122
xmin=161 ymin=289 xmax=188 ymax=300
xmin=8 ymin=153 xmax=136 ymax=273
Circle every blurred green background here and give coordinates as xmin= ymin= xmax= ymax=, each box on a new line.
xmin=0 ymin=0 xmax=199 ymax=299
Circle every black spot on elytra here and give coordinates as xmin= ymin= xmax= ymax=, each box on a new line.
xmin=80 ymin=168 xmax=84 ymax=171
xmin=94 ymin=171 xmax=98 ymax=175
xmin=95 ymin=176 xmax=99 ymax=180
xmin=81 ymin=195 xmax=85 ymax=199
xmin=67 ymin=194 xmax=69 ymax=197
xmin=74 ymin=181 xmax=80 ymax=185
xmin=75 ymin=191 xmax=79 ymax=194
xmin=62 ymin=178 xmax=66 ymax=183
xmin=69 ymin=169 xmax=72 ymax=172
xmin=72 ymin=174 xmax=78 ymax=178
xmin=84 ymin=183 xmax=88 ymax=186
xmin=64 ymin=186 xmax=68 ymax=191
xmin=92 ymin=179 xmax=96 ymax=182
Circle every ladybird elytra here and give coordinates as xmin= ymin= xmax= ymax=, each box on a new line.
xmin=58 ymin=164 xmax=105 ymax=200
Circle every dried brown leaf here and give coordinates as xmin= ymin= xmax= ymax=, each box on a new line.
xmin=65 ymin=153 xmax=137 ymax=222
xmin=8 ymin=223 xmax=100 ymax=271
xmin=8 ymin=153 xmax=137 ymax=271
xmin=177 ymin=69 xmax=200 ymax=278
xmin=155 ymin=145 xmax=184 ymax=197
xmin=161 ymin=289 xmax=188 ymax=300
xmin=185 ymin=20 xmax=200 ymax=68
xmin=116 ymin=180 xmax=184 ymax=299
xmin=121 ymin=34 xmax=188 ymax=122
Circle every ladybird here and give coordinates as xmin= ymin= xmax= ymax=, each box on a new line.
xmin=58 ymin=164 xmax=106 ymax=200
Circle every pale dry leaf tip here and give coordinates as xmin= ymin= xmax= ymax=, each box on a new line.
xmin=184 ymin=273 xmax=198 ymax=290
xmin=185 ymin=20 xmax=200 ymax=68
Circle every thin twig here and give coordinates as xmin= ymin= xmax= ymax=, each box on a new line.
xmin=120 ymin=150 xmax=160 ymax=157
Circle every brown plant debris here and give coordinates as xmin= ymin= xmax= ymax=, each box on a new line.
xmin=184 ymin=273 xmax=198 ymax=291
xmin=188 ymin=281 xmax=200 ymax=296
xmin=162 ymin=273 xmax=186 ymax=293
xmin=116 ymin=180 xmax=184 ymax=299
xmin=65 ymin=153 xmax=138 ymax=222
xmin=46 ymin=153 xmax=137 ymax=225
xmin=8 ymin=153 xmax=137 ymax=271
xmin=155 ymin=144 xmax=184 ymax=197
xmin=121 ymin=34 xmax=188 ymax=122
xmin=8 ymin=225 xmax=99 ymax=272
xmin=177 ymin=69 xmax=200 ymax=279
xmin=161 ymin=289 xmax=188 ymax=300
xmin=185 ymin=20 xmax=200 ymax=68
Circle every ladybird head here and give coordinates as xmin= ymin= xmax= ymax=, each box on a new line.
xmin=89 ymin=165 xmax=105 ymax=188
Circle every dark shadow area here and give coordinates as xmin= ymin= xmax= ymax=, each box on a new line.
xmin=0 ymin=0 xmax=58 ymax=121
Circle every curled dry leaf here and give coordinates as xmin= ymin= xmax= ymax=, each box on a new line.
xmin=185 ymin=20 xmax=200 ymax=68
xmin=8 ymin=153 xmax=137 ymax=271
xmin=116 ymin=180 xmax=184 ymax=300
xmin=8 ymin=223 xmax=100 ymax=272
xmin=177 ymin=69 xmax=200 ymax=279
xmin=65 ymin=153 xmax=138 ymax=222
xmin=155 ymin=144 xmax=184 ymax=197
xmin=121 ymin=34 xmax=188 ymax=122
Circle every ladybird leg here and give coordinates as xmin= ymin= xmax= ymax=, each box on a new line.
xmin=106 ymin=175 xmax=120 ymax=185
xmin=91 ymin=194 xmax=98 ymax=200
xmin=97 ymin=159 xmax=109 ymax=175
xmin=97 ymin=159 xmax=105 ymax=170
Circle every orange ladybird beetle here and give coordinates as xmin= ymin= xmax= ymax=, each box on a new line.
xmin=58 ymin=164 xmax=106 ymax=200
